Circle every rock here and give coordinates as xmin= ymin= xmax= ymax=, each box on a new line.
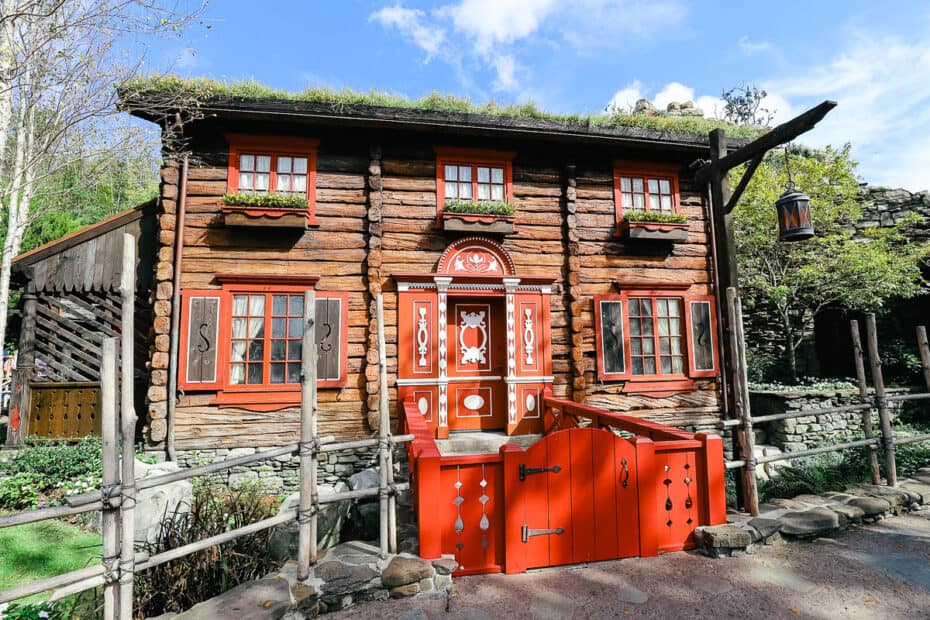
xmin=748 ymin=517 xmax=782 ymax=539
xmin=792 ymin=494 xmax=832 ymax=506
xmin=382 ymin=555 xmax=434 ymax=588
xmin=768 ymin=498 xmax=807 ymax=510
xmin=844 ymin=495 xmax=891 ymax=517
xmin=900 ymin=482 xmax=930 ymax=504
xmin=270 ymin=482 xmax=351 ymax=559
xmin=846 ymin=484 xmax=911 ymax=508
xmin=348 ymin=501 xmax=380 ymax=541
xmin=779 ymin=508 xmax=841 ymax=538
xmin=419 ymin=577 xmax=434 ymax=592
xmin=828 ymin=503 xmax=865 ymax=523
xmin=666 ymin=101 xmax=681 ymax=112
xmin=348 ymin=467 xmax=380 ymax=491
xmin=633 ymin=98 xmax=656 ymax=114
xmin=431 ymin=557 xmax=459 ymax=575
xmin=390 ymin=583 xmax=419 ymax=598
xmin=170 ymin=577 xmax=290 ymax=619
xmin=434 ymin=574 xmax=452 ymax=590
xmin=316 ymin=561 xmax=378 ymax=596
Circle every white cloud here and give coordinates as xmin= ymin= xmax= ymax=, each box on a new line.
xmin=762 ymin=30 xmax=930 ymax=189
xmin=738 ymin=36 xmax=772 ymax=55
xmin=605 ymin=80 xmax=725 ymax=118
xmin=491 ymin=54 xmax=519 ymax=92
xmin=605 ymin=80 xmax=644 ymax=113
xmin=369 ymin=5 xmax=446 ymax=61
xmin=441 ymin=0 xmax=557 ymax=54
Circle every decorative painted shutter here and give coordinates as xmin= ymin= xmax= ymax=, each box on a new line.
xmin=315 ymin=295 xmax=345 ymax=385
xmin=688 ymin=297 xmax=717 ymax=378
xmin=181 ymin=292 xmax=223 ymax=389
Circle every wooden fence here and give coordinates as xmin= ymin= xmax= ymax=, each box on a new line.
xmin=724 ymin=286 xmax=930 ymax=515
xmin=0 ymin=234 xmax=412 ymax=618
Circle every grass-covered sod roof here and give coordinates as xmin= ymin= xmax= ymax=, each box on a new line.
xmin=121 ymin=75 xmax=764 ymax=140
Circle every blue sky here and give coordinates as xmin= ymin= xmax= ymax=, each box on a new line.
xmin=151 ymin=0 xmax=930 ymax=190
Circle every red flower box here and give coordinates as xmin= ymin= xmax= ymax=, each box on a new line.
xmin=221 ymin=205 xmax=312 ymax=230
xmin=440 ymin=211 xmax=516 ymax=235
xmin=616 ymin=220 xmax=689 ymax=242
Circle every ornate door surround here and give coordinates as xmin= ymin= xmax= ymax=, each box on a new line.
xmin=396 ymin=237 xmax=555 ymax=438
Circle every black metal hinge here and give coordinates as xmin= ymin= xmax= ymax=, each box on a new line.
xmin=519 ymin=464 xmax=561 ymax=481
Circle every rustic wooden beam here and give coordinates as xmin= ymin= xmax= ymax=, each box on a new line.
xmin=850 ymin=320 xmax=881 ymax=485
xmin=865 ymin=314 xmax=896 ymax=486
xmin=724 ymin=153 xmax=764 ymax=214
xmin=696 ymin=100 xmax=837 ymax=182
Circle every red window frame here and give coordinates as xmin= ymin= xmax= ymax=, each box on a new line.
xmin=594 ymin=284 xmax=718 ymax=394
xmin=435 ymin=146 xmax=515 ymax=218
xmin=178 ymin=274 xmax=349 ymax=410
xmin=612 ymin=161 xmax=681 ymax=220
xmin=226 ymin=133 xmax=320 ymax=226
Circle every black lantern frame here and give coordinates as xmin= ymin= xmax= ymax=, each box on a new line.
xmin=775 ymin=189 xmax=814 ymax=241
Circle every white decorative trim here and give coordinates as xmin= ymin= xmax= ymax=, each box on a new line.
xmin=522 ymin=307 xmax=535 ymax=366
xmin=436 ymin=277 xmax=450 ymax=429
xmin=504 ymin=278 xmax=519 ymax=425
xmin=459 ymin=309 xmax=488 ymax=366
xmin=414 ymin=389 xmax=434 ymax=423
xmin=454 ymin=386 xmax=494 ymax=418
xmin=522 ymin=386 xmax=541 ymax=419
xmin=398 ymin=375 xmax=553 ymax=386
xmin=416 ymin=306 xmax=429 ymax=368
xmin=505 ymin=375 xmax=555 ymax=384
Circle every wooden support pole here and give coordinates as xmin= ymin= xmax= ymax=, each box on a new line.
xmin=101 ymin=338 xmax=120 ymax=619
xmin=297 ymin=290 xmax=318 ymax=581
xmin=119 ymin=234 xmax=136 ymax=619
xmin=850 ymin=320 xmax=881 ymax=485
xmin=376 ymin=294 xmax=396 ymax=553
xmin=6 ymin=283 xmax=37 ymax=447
xmin=916 ymin=326 xmax=930 ymax=393
xmin=376 ymin=294 xmax=390 ymax=559
xmin=865 ymin=314 xmax=896 ymax=486
xmin=726 ymin=287 xmax=758 ymax=515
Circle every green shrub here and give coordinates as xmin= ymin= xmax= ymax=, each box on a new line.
xmin=0 ymin=473 xmax=41 ymax=511
xmin=222 ymin=192 xmax=308 ymax=209
xmin=134 ymin=483 xmax=283 ymax=617
xmin=12 ymin=438 xmax=101 ymax=492
xmin=622 ymin=211 xmax=688 ymax=224
xmin=880 ymin=339 xmax=923 ymax=386
xmin=0 ymin=600 xmax=67 ymax=620
xmin=443 ymin=200 xmax=515 ymax=216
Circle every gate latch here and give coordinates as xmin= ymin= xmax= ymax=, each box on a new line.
xmin=519 ymin=464 xmax=561 ymax=481
xmin=521 ymin=525 xmax=564 ymax=543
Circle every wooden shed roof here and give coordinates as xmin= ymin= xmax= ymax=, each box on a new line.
xmin=13 ymin=200 xmax=158 ymax=293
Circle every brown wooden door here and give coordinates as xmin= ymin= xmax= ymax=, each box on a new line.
xmin=446 ymin=297 xmax=507 ymax=431
xmin=516 ymin=427 xmax=640 ymax=569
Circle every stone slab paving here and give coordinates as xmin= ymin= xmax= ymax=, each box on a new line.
xmin=329 ymin=509 xmax=930 ymax=620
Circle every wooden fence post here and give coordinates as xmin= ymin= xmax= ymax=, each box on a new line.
xmin=118 ymin=235 xmax=136 ymax=619
xmin=865 ymin=314 xmax=896 ymax=486
xmin=916 ymin=326 xmax=930 ymax=393
xmin=850 ymin=320 xmax=881 ymax=485
xmin=726 ymin=287 xmax=758 ymax=516
xmin=6 ymin=283 xmax=37 ymax=447
xmin=297 ymin=290 xmax=318 ymax=581
xmin=101 ymin=338 xmax=120 ymax=619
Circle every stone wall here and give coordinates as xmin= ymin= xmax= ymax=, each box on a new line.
xmin=854 ymin=185 xmax=930 ymax=241
xmin=750 ymin=389 xmax=907 ymax=451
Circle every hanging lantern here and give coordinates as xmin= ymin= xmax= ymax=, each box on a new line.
xmin=775 ymin=189 xmax=814 ymax=241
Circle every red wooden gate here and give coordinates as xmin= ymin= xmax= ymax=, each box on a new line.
xmin=506 ymin=427 xmax=640 ymax=570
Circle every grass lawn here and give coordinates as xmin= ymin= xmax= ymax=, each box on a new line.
xmin=0 ymin=519 xmax=101 ymax=604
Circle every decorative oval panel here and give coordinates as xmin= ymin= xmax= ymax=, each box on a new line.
xmin=463 ymin=394 xmax=486 ymax=411
xmin=526 ymin=393 xmax=536 ymax=412
xmin=418 ymin=397 xmax=429 ymax=415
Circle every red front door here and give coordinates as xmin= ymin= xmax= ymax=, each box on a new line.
xmin=446 ymin=297 xmax=507 ymax=431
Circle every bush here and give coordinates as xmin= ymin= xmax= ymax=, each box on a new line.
xmin=12 ymin=438 xmax=101 ymax=491
xmin=134 ymin=482 xmax=283 ymax=618
xmin=0 ymin=600 xmax=67 ymax=620
xmin=443 ymin=200 xmax=515 ymax=216
xmin=622 ymin=211 xmax=688 ymax=224
xmin=222 ymin=192 xmax=308 ymax=209
xmin=757 ymin=448 xmax=874 ymax=503
xmin=0 ymin=473 xmax=42 ymax=511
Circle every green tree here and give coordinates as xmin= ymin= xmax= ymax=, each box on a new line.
xmin=733 ymin=144 xmax=926 ymax=382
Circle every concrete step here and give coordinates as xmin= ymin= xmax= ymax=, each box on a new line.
xmin=435 ymin=432 xmax=541 ymax=456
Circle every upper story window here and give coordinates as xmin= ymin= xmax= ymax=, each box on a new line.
xmin=226 ymin=134 xmax=320 ymax=223
xmin=435 ymin=147 xmax=515 ymax=213
xmin=613 ymin=162 xmax=681 ymax=218
xmin=594 ymin=283 xmax=718 ymax=394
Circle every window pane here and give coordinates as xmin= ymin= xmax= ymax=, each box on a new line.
xmin=671 ymin=338 xmax=682 ymax=354
xmin=272 ymin=295 xmax=287 ymax=315
xmin=292 ymin=175 xmax=307 ymax=193
xmin=657 ymin=299 xmax=668 ymax=315
xmin=288 ymin=340 xmax=302 ymax=361
xmin=491 ymin=185 xmax=503 ymax=200
xmin=491 ymin=168 xmax=504 ymax=183
xmin=690 ymin=301 xmax=714 ymax=371
xmin=278 ymin=156 xmax=292 ymax=173
xmin=250 ymin=295 xmax=265 ymax=315
xmin=660 ymin=196 xmax=672 ymax=211
xmin=644 ymin=358 xmax=656 ymax=374
xmin=445 ymin=165 xmax=457 ymax=181
xmin=621 ymin=192 xmax=633 ymax=208
xmin=643 ymin=338 xmax=655 ymax=354
xmin=233 ymin=295 xmax=248 ymax=315
xmin=231 ymin=341 xmax=246 ymax=362
xmin=231 ymin=319 xmax=246 ymax=339
xmin=673 ymin=357 xmax=683 ymax=373
xmin=669 ymin=300 xmax=681 ymax=317
xmin=444 ymin=179 xmax=458 ymax=199
xmin=661 ymin=357 xmax=671 ymax=374
xmin=294 ymin=157 xmax=307 ymax=174
xmin=272 ymin=318 xmax=286 ymax=338
xmin=239 ymin=172 xmax=253 ymax=190
xmin=256 ymin=155 xmax=271 ymax=172
xmin=459 ymin=166 xmax=471 ymax=182
xmin=459 ymin=183 xmax=472 ymax=199
xmin=660 ymin=338 xmax=670 ymax=354
xmin=240 ymin=154 xmax=254 ymax=171
xmin=290 ymin=295 xmax=304 ymax=315
xmin=598 ymin=300 xmax=625 ymax=374
xmin=271 ymin=340 xmax=286 ymax=360
xmin=270 ymin=363 xmax=285 ymax=384
xmin=630 ymin=319 xmax=641 ymax=337
xmin=277 ymin=174 xmax=291 ymax=192
xmin=632 ymin=357 xmax=643 ymax=375
xmin=639 ymin=299 xmax=653 ymax=317
xmin=478 ymin=184 xmax=490 ymax=200
xmin=248 ymin=339 xmax=264 ymax=360
xmin=288 ymin=318 xmax=302 ymax=337
xmin=247 ymin=363 xmax=263 ymax=384
xmin=659 ymin=179 xmax=670 ymax=193
xmin=477 ymin=167 xmax=490 ymax=183
xmin=632 ymin=178 xmax=643 ymax=192
xmin=248 ymin=318 xmax=264 ymax=339
xmin=658 ymin=319 xmax=669 ymax=336
xmin=649 ymin=195 xmax=660 ymax=211
xmin=633 ymin=194 xmax=644 ymax=209
xmin=287 ymin=363 xmax=301 ymax=383
xmin=670 ymin=318 xmax=681 ymax=335
xmin=648 ymin=179 xmax=659 ymax=194
xmin=620 ymin=177 xmax=632 ymax=192
xmin=631 ymin=338 xmax=642 ymax=355
xmin=254 ymin=173 xmax=269 ymax=192
xmin=230 ymin=364 xmax=245 ymax=384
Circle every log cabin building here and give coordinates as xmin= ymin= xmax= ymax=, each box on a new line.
xmin=8 ymin=88 xmax=739 ymax=571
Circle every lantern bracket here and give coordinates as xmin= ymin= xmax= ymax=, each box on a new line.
xmin=725 ymin=153 xmax=764 ymax=214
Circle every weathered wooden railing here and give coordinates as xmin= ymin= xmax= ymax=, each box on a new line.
xmin=723 ymin=286 xmax=930 ymax=516
xmin=0 ymin=234 xmax=412 ymax=618
xmin=404 ymin=393 xmax=727 ymax=573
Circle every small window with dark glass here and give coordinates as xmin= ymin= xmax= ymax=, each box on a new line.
xmin=598 ymin=299 xmax=625 ymax=375
xmin=690 ymin=300 xmax=714 ymax=372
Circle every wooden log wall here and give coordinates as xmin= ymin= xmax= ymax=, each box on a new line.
xmin=147 ymin=123 xmax=723 ymax=450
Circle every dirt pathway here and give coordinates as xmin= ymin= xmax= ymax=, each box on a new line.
xmin=332 ymin=509 xmax=930 ymax=620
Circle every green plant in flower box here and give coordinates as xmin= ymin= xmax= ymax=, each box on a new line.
xmin=443 ymin=200 xmax=516 ymax=217
xmin=622 ymin=211 xmax=688 ymax=225
xmin=222 ymin=192 xmax=308 ymax=209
